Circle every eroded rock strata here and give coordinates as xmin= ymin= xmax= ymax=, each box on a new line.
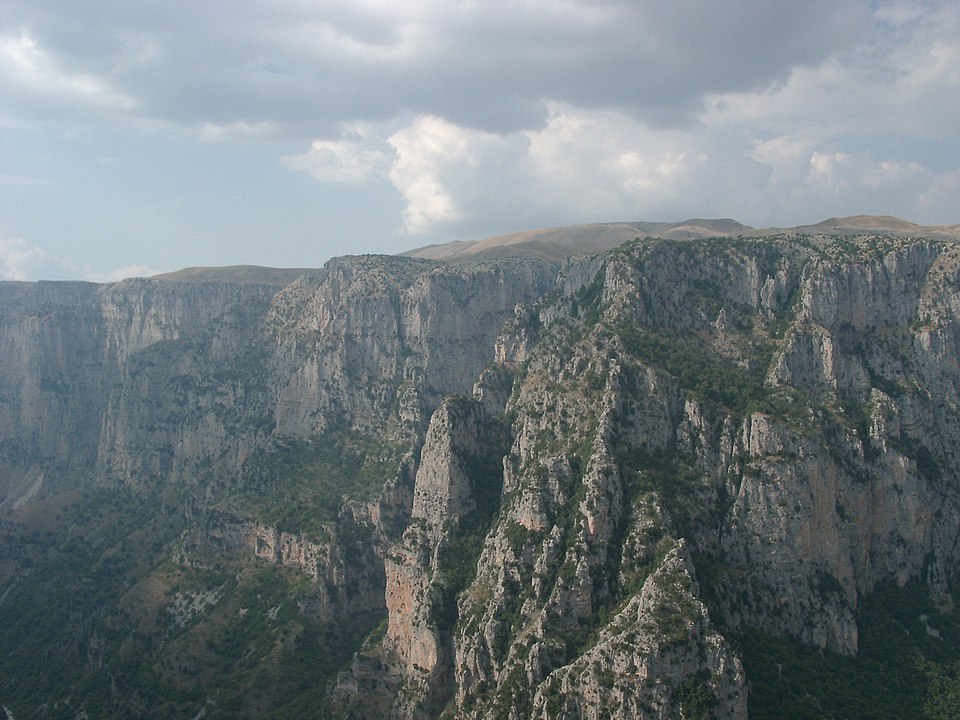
xmin=3 ymin=234 xmax=960 ymax=717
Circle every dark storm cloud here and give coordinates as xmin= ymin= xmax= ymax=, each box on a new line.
xmin=1 ymin=0 xmax=872 ymax=136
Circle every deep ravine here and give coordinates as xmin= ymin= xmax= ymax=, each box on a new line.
xmin=3 ymin=234 xmax=960 ymax=718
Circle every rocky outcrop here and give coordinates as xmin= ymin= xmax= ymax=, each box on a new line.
xmin=333 ymin=397 xmax=509 ymax=718
xmin=5 ymin=234 xmax=960 ymax=717
xmin=0 ymin=278 xmax=284 ymax=504
xmin=440 ymin=314 xmax=746 ymax=719
xmin=714 ymin=240 xmax=960 ymax=651
xmin=338 ymin=234 xmax=960 ymax=718
xmin=0 ymin=281 xmax=106 ymax=501
xmin=529 ymin=543 xmax=746 ymax=720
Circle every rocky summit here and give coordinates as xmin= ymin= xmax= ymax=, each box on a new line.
xmin=3 ymin=228 xmax=960 ymax=718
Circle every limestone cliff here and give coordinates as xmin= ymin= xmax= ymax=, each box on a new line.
xmin=332 ymin=397 xmax=509 ymax=719
xmin=266 ymin=256 xmax=556 ymax=437
xmin=1 ymin=257 xmax=554 ymax=507
xmin=3 ymin=234 xmax=960 ymax=718
xmin=337 ymin=234 xmax=960 ymax=718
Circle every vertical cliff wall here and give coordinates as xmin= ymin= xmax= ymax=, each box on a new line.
xmin=3 ymin=235 xmax=960 ymax=718
xmin=336 ymin=235 xmax=960 ymax=719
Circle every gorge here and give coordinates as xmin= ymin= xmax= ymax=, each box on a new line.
xmin=2 ymin=222 xmax=960 ymax=718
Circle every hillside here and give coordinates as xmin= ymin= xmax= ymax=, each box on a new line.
xmin=2 ymin=230 xmax=960 ymax=718
xmin=148 ymin=265 xmax=314 ymax=285
xmin=403 ymin=215 xmax=960 ymax=262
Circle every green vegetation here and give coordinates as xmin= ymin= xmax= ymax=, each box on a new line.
xmin=232 ymin=431 xmax=404 ymax=540
xmin=570 ymin=269 xmax=606 ymax=324
xmin=0 ymin=486 xmax=380 ymax=719
xmin=672 ymin=670 xmax=718 ymax=720
xmin=619 ymin=447 xmax=711 ymax=541
xmin=7 ymin=232 xmax=960 ymax=720
xmin=743 ymin=579 xmax=960 ymax=719
xmin=617 ymin=324 xmax=769 ymax=416
xmin=0 ymin=489 xmax=180 ymax=718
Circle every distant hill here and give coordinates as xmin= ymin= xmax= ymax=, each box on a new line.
xmin=149 ymin=265 xmax=311 ymax=285
xmin=402 ymin=219 xmax=752 ymax=262
xmin=135 ymin=217 xmax=960 ymax=283
xmin=403 ymin=215 xmax=960 ymax=262
xmin=790 ymin=215 xmax=960 ymax=237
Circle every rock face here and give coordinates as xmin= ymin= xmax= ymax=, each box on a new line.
xmin=266 ymin=256 xmax=557 ymax=438
xmin=1 ymin=258 xmax=555 ymax=506
xmin=4 ymin=234 xmax=960 ymax=718
xmin=528 ymin=542 xmax=745 ymax=720
xmin=381 ymin=398 xmax=508 ymax=718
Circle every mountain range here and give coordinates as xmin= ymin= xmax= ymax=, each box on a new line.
xmin=402 ymin=215 xmax=960 ymax=262
xmin=2 ymin=216 xmax=960 ymax=718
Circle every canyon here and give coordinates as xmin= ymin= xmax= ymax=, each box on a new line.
xmin=2 ymin=223 xmax=960 ymax=718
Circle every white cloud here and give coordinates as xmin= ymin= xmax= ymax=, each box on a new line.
xmin=274 ymin=1 xmax=959 ymax=236
xmin=804 ymin=151 xmax=929 ymax=199
xmin=0 ymin=235 xmax=50 ymax=281
xmin=527 ymin=107 xmax=707 ymax=210
xmin=0 ymin=233 xmax=158 ymax=282
xmin=321 ymin=109 xmax=719 ymax=235
xmin=701 ymin=0 xmax=960 ymax=141
xmin=742 ymin=135 xmax=942 ymax=224
xmin=387 ymin=116 xmax=508 ymax=232
xmin=918 ymin=169 xmax=960 ymax=224
xmin=3 ymin=0 xmax=959 ymax=274
xmin=280 ymin=126 xmax=394 ymax=183
xmin=194 ymin=120 xmax=284 ymax=143
xmin=875 ymin=0 xmax=928 ymax=26
xmin=289 ymin=101 xmax=959 ymax=237
xmin=0 ymin=173 xmax=47 ymax=186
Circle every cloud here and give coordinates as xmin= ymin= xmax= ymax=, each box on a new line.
xmin=3 ymin=0 xmax=959 ymax=273
xmin=919 ymin=169 xmax=960 ymax=223
xmin=280 ymin=126 xmax=394 ymax=183
xmin=0 ymin=0 xmax=873 ymax=136
xmin=526 ymin=107 xmax=708 ymax=211
xmin=277 ymin=0 xmax=960 ymax=235
xmin=80 ymin=264 xmax=159 ymax=283
xmin=0 ymin=30 xmax=137 ymax=121
xmin=0 ymin=233 xmax=157 ymax=282
xmin=193 ymin=120 xmax=285 ymax=143
xmin=287 ymin=100 xmax=958 ymax=237
xmin=351 ymin=108 xmax=718 ymax=235
xmin=387 ymin=116 xmax=517 ymax=232
xmin=744 ymin=135 xmax=936 ymax=222
xmin=702 ymin=0 xmax=960 ymax=142
xmin=0 ymin=235 xmax=51 ymax=281
xmin=0 ymin=173 xmax=48 ymax=186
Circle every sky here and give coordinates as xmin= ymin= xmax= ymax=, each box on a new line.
xmin=1 ymin=1 xmax=959 ymax=281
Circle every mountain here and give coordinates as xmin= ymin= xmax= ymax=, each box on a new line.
xmin=148 ymin=265 xmax=314 ymax=285
xmin=792 ymin=214 xmax=960 ymax=237
xmin=3 ymin=225 xmax=960 ymax=718
xmin=403 ymin=215 xmax=960 ymax=261
xmin=402 ymin=219 xmax=753 ymax=261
